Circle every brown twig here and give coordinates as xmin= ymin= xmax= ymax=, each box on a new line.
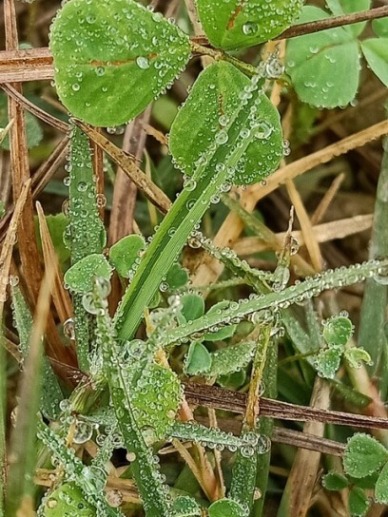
xmin=277 ymin=5 xmax=388 ymax=40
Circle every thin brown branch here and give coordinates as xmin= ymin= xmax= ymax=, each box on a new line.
xmin=277 ymin=5 xmax=388 ymax=40
xmin=0 ymin=47 xmax=53 ymax=83
xmin=184 ymin=383 xmax=388 ymax=430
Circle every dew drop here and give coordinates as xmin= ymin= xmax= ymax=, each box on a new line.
xmin=242 ymin=21 xmax=258 ymax=35
xmin=136 ymin=56 xmax=150 ymax=69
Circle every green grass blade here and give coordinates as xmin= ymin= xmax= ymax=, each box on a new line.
xmin=158 ymin=259 xmax=388 ymax=348
xmin=358 ymin=136 xmax=388 ymax=388
xmin=5 ymin=268 xmax=54 ymax=515
xmin=115 ymin=68 xmax=282 ymax=340
xmin=11 ymin=285 xmax=63 ymax=419
xmin=90 ymin=282 xmax=173 ymax=517
xmin=67 ymin=124 xmax=106 ymax=370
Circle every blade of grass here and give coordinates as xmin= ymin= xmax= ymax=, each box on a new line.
xmin=358 ymin=136 xmax=388 ymax=393
xmin=5 ymin=259 xmax=55 ymax=515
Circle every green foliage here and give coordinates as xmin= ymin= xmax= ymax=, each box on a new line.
xmin=131 ymin=363 xmax=182 ymax=442
xmin=109 ymin=234 xmax=146 ymax=279
xmin=322 ymin=315 xmax=354 ymax=347
xmin=50 ymin=0 xmax=191 ymax=126
xmin=40 ymin=482 xmax=95 ymax=516
xmin=0 ymin=93 xmax=43 ymax=150
xmin=184 ymin=341 xmax=211 ymax=376
xmin=208 ymin=498 xmax=246 ymax=517
xmin=348 ymin=487 xmax=370 ymax=517
xmin=360 ymin=39 xmax=388 ymax=87
xmin=286 ymin=6 xmax=360 ymax=108
xmin=64 ymin=253 xmax=112 ymax=293
xmin=343 ymin=434 xmax=388 ymax=478
xmin=287 ymin=2 xmax=388 ymax=107
xmin=196 ymin=0 xmax=304 ymax=50
xmin=171 ymin=496 xmax=201 ymax=517
xmin=375 ymin=461 xmax=388 ymax=504
xmin=322 ymin=471 xmax=349 ymax=491
xmin=170 ymin=61 xmax=283 ymax=185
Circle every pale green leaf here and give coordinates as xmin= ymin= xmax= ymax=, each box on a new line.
xmin=180 ymin=294 xmax=205 ymax=322
xmin=326 ymin=0 xmax=371 ymax=36
xmin=196 ymin=0 xmax=304 ymax=50
xmin=361 ymin=39 xmax=388 ymax=87
xmin=203 ymin=301 xmax=237 ymax=341
xmin=322 ymin=316 xmax=354 ymax=347
xmin=64 ymin=253 xmax=112 ymax=293
xmin=207 ymin=341 xmax=256 ymax=377
xmin=40 ymin=482 xmax=94 ymax=516
xmin=185 ymin=342 xmax=212 ymax=375
xmin=372 ymin=17 xmax=388 ymax=38
xmin=132 ymin=363 xmax=182 ymax=441
xmin=50 ymin=0 xmax=191 ymax=126
xmin=170 ymin=61 xmax=283 ymax=185
xmin=375 ymin=461 xmax=388 ymax=504
xmin=0 ymin=94 xmax=43 ymax=150
xmin=286 ymin=6 xmax=360 ymax=108
xmin=314 ymin=346 xmax=343 ymax=379
xmin=172 ymin=496 xmax=202 ymax=517
xmin=343 ymin=434 xmax=388 ymax=478
xmin=349 ymin=487 xmax=370 ymax=517
xmin=344 ymin=348 xmax=373 ymax=369
xmin=109 ymin=235 xmax=146 ymax=278
xmin=208 ymin=498 xmax=245 ymax=517
xmin=322 ymin=471 xmax=349 ymax=491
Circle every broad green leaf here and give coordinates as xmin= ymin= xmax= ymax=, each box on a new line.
xmin=50 ymin=0 xmax=191 ymax=126
xmin=314 ymin=346 xmax=343 ymax=379
xmin=196 ymin=0 xmax=304 ymax=50
xmin=372 ymin=17 xmax=388 ymax=38
xmin=348 ymin=487 xmax=370 ymax=517
xmin=286 ymin=6 xmax=360 ymax=108
xmin=41 ymin=482 xmax=94 ymax=516
xmin=344 ymin=347 xmax=372 ymax=369
xmin=180 ymin=294 xmax=205 ymax=322
xmin=64 ymin=253 xmax=112 ymax=293
xmin=109 ymin=234 xmax=146 ymax=278
xmin=132 ymin=363 xmax=182 ymax=441
xmin=184 ymin=342 xmax=212 ymax=375
xmin=343 ymin=434 xmax=388 ymax=478
xmin=0 ymin=94 xmax=43 ymax=150
xmin=172 ymin=496 xmax=202 ymax=517
xmin=170 ymin=61 xmax=283 ymax=185
xmin=375 ymin=461 xmax=388 ymax=504
xmin=203 ymin=301 xmax=238 ymax=341
xmin=165 ymin=263 xmax=189 ymax=290
xmin=326 ymin=0 xmax=371 ymax=36
xmin=322 ymin=316 xmax=354 ymax=347
xmin=207 ymin=341 xmax=256 ymax=377
xmin=322 ymin=471 xmax=349 ymax=491
xmin=361 ymin=39 xmax=388 ymax=87
xmin=208 ymin=498 xmax=245 ymax=517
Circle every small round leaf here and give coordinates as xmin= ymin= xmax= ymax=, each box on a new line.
xmin=343 ymin=434 xmax=388 ymax=478
xmin=64 ymin=254 xmax=112 ymax=293
xmin=322 ymin=471 xmax=349 ymax=491
xmin=323 ymin=316 xmax=354 ymax=347
xmin=185 ymin=342 xmax=212 ymax=376
xmin=361 ymin=39 xmax=388 ymax=87
xmin=348 ymin=487 xmax=370 ymax=517
xmin=40 ymin=482 xmax=94 ymax=516
xmin=208 ymin=498 xmax=245 ymax=517
xmin=109 ymin=235 xmax=146 ymax=278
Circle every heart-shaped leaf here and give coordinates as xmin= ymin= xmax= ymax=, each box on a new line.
xmin=170 ymin=61 xmax=283 ymax=185
xmin=50 ymin=0 xmax=191 ymax=126
xmin=208 ymin=498 xmax=245 ymax=517
xmin=322 ymin=315 xmax=354 ymax=347
xmin=361 ymin=39 xmax=388 ymax=87
xmin=196 ymin=0 xmax=304 ymax=50
xmin=286 ymin=6 xmax=360 ymax=108
xmin=109 ymin=235 xmax=146 ymax=278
